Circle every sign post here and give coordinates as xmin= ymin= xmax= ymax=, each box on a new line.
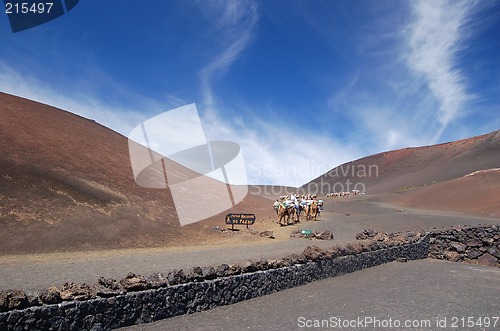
xmin=225 ymin=213 xmax=256 ymax=230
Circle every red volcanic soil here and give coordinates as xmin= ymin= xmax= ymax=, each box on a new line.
xmin=306 ymin=129 xmax=500 ymax=195
xmin=0 ymin=93 xmax=276 ymax=255
xmin=1 ymin=92 xmax=498 ymax=255
xmin=387 ymin=169 xmax=500 ymax=218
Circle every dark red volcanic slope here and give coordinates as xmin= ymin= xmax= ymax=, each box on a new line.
xmin=0 ymin=93 xmax=274 ymax=254
xmin=305 ymin=130 xmax=500 ymax=195
xmin=1 ymin=92 xmax=498 ymax=254
xmin=388 ymin=169 xmax=500 ymax=217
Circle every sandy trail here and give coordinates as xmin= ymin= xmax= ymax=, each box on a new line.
xmin=0 ymin=198 xmax=497 ymax=293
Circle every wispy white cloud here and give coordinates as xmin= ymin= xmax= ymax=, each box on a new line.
xmin=196 ymin=0 xmax=259 ymax=109
xmin=0 ymin=59 xmax=358 ymax=187
xmin=190 ymin=1 xmax=362 ymax=186
xmin=405 ymin=0 xmax=478 ymax=141
xmin=201 ymin=107 xmax=360 ymax=187
xmin=326 ymin=0 xmax=485 ymax=153
xmin=1 ymin=0 xmax=493 ymax=189
xmin=0 ymin=61 xmax=168 ymax=136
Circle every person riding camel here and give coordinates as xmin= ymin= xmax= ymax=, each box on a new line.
xmin=294 ymin=199 xmax=300 ymax=214
xmin=273 ymin=200 xmax=280 ymax=214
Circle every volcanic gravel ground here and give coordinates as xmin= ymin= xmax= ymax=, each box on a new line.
xmin=0 ymin=198 xmax=497 ymax=294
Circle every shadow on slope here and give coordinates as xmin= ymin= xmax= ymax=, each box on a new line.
xmin=0 ymin=93 xmax=275 ymax=254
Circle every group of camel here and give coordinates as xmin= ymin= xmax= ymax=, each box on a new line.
xmin=325 ymin=189 xmax=361 ymax=197
xmin=275 ymin=199 xmax=320 ymax=226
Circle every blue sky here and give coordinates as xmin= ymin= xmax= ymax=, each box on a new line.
xmin=1 ymin=0 xmax=499 ymax=186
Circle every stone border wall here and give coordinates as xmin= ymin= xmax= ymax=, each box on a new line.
xmin=355 ymin=224 xmax=500 ymax=267
xmin=0 ymin=234 xmax=429 ymax=330
xmin=429 ymin=224 xmax=500 ymax=267
xmin=2 ymin=224 xmax=498 ymax=331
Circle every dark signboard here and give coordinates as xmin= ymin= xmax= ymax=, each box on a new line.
xmin=225 ymin=213 xmax=255 ymax=229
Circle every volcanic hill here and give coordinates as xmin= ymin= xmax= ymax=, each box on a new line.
xmin=305 ymin=130 xmax=500 ymax=216
xmin=0 ymin=93 xmax=274 ymax=254
xmin=1 ymin=92 xmax=498 ymax=254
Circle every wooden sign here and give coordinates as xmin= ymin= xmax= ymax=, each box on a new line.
xmin=225 ymin=213 xmax=256 ymax=229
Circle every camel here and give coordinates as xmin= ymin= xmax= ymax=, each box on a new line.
xmin=300 ymin=203 xmax=309 ymax=221
xmin=294 ymin=204 xmax=303 ymax=223
xmin=306 ymin=200 xmax=319 ymax=221
xmin=277 ymin=204 xmax=296 ymax=226
xmin=277 ymin=205 xmax=287 ymax=226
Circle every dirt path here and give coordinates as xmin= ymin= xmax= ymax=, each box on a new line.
xmin=1 ymin=198 xmax=497 ymax=293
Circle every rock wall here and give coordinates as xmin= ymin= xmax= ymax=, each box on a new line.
xmin=0 ymin=234 xmax=429 ymax=330
xmin=356 ymin=224 xmax=500 ymax=267
xmin=429 ymin=224 xmax=500 ymax=267
xmin=2 ymin=224 xmax=498 ymax=330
